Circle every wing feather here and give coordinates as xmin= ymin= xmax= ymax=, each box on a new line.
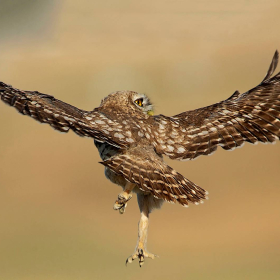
xmin=0 ymin=82 xmax=137 ymax=148
xmin=152 ymin=50 xmax=280 ymax=160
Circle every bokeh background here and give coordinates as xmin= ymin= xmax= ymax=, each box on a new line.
xmin=1 ymin=1 xmax=280 ymax=279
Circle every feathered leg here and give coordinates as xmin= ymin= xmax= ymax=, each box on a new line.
xmin=126 ymin=193 xmax=158 ymax=267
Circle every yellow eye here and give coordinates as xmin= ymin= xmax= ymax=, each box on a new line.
xmin=135 ymin=98 xmax=143 ymax=107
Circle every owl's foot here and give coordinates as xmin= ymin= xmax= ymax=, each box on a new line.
xmin=113 ymin=192 xmax=132 ymax=214
xmin=126 ymin=248 xmax=158 ymax=267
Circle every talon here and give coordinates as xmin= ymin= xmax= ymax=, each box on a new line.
xmin=114 ymin=192 xmax=132 ymax=214
xmin=126 ymin=248 xmax=157 ymax=267
xmin=113 ymin=199 xmax=127 ymax=214
xmin=125 ymin=257 xmax=131 ymax=266
xmin=119 ymin=203 xmax=127 ymax=214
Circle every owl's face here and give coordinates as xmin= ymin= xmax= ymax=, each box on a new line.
xmin=100 ymin=91 xmax=154 ymax=116
xmin=131 ymin=92 xmax=154 ymax=116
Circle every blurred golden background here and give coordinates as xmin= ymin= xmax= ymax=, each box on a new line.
xmin=1 ymin=1 xmax=280 ymax=279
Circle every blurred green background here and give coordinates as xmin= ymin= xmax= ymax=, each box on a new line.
xmin=1 ymin=1 xmax=280 ymax=279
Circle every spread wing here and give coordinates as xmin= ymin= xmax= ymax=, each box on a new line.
xmin=101 ymin=146 xmax=207 ymax=206
xmin=152 ymin=50 xmax=280 ymax=160
xmin=0 ymin=82 xmax=134 ymax=148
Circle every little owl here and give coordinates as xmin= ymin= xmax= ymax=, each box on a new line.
xmin=1 ymin=51 xmax=280 ymax=267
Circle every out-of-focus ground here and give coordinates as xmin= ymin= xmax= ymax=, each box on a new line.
xmin=0 ymin=1 xmax=280 ymax=279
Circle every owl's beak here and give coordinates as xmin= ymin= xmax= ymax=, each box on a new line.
xmin=147 ymin=110 xmax=154 ymax=116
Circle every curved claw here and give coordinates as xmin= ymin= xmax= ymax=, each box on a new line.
xmin=126 ymin=248 xmax=158 ymax=267
xmin=113 ymin=200 xmax=127 ymax=214
xmin=113 ymin=193 xmax=132 ymax=214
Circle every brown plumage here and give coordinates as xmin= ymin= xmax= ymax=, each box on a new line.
xmin=1 ymin=50 xmax=280 ymax=266
xmin=153 ymin=51 xmax=280 ymax=160
xmin=101 ymin=145 xmax=206 ymax=206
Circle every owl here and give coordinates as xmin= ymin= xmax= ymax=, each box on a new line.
xmin=1 ymin=51 xmax=280 ymax=267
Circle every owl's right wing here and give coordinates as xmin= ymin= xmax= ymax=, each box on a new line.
xmin=100 ymin=146 xmax=207 ymax=207
xmin=151 ymin=50 xmax=280 ymax=160
xmin=0 ymin=82 xmax=132 ymax=148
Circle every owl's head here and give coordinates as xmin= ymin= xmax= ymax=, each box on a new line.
xmin=100 ymin=91 xmax=154 ymax=116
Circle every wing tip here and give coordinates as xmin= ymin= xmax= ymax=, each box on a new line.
xmin=262 ymin=49 xmax=279 ymax=82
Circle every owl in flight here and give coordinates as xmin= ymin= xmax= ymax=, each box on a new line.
xmin=1 ymin=51 xmax=280 ymax=267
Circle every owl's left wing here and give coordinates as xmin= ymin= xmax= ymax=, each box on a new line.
xmin=100 ymin=146 xmax=207 ymax=206
xmin=0 ymin=82 xmax=134 ymax=148
xmin=151 ymin=50 xmax=280 ymax=160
